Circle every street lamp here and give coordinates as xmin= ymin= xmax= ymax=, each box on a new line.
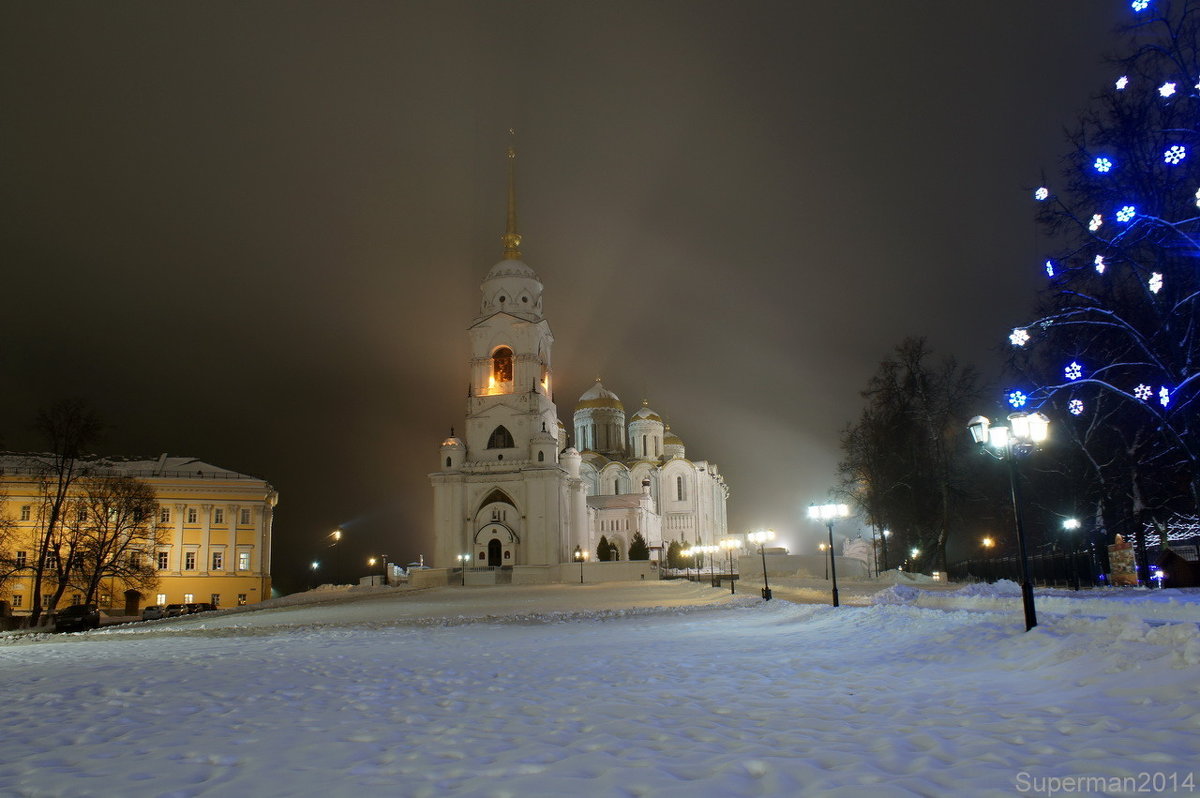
xmin=681 ymin=547 xmax=694 ymax=581
xmin=808 ymin=503 xmax=849 ymax=607
xmin=818 ymin=542 xmax=829 ymax=579
xmin=982 ymin=536 xmax=995 ymax=549
xmin=457 ymin=553 xmax=470 ymax=586
xmin=720 ymin=537 xmax=741 ymax=594
xmin=1063 ymin=518 xmax=1081 ymax=591
xmin=968 ymin=412 xmax=1049 ymax=631
xmin=330 ymin=528 xmax=343 ymax=584
xmin=573 ymin=545 xmax=587 ymax=584
xmin=746 ymin=529 xmax=774 ymax=600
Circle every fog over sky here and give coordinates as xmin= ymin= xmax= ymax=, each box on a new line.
xmin=2 ymin=2 xmax=1119 ymax=590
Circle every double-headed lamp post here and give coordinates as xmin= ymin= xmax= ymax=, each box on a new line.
xmin=720 ymin=537 xmax=741 ymax=594
xmin=808 ymin=503 xmax=849 ymax=607
xmin=746 ymin=529 xmax=774 ymax=600
xmin=968 ymin=412 xmax=1049 ymax=632
xmin=573 ymin=545 xmax=588 ymax=584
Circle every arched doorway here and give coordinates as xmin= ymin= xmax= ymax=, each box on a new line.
xmin=487 ymin=538 xmax=503 ymax=567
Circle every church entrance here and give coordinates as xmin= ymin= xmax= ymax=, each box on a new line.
xmin=487 ymin=538 xmax=502 ymax=567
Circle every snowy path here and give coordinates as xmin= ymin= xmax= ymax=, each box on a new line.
xmin=0 ymin=582 xmax=1197 ymax=797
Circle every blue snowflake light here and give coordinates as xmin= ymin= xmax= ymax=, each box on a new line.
xmin=1116 ymin=205 xmax=1136 ymax=222
xmin=1094 ymin=255 xmax=1106 ymax=274
xmin=1069 ymin=399 xmax=1085 ymax=416
xmin=1093 ymin=157 xmax=1114 ymax=173
xmin=1149 ymin=272 xmax=1163 ymax=293
xmin=1160 ymin=387 xmax=1171 ymax=407
xmin=1008 ymin=390 xmax=1028 ymax=409
xmin=1164 ymin=145 xmax=1187 ymax=165
xmin=1034 ymin=187 xmax=1049 ymax=201
xmin=1065 ymin=362 xmax=1083 ymax=381
xmin=1116 ymin=75 xmax=1129 ymax=91
xmin=1089 ymin=213 xmax=1103 ymax=231
xmin=1131 ymin=0 xmax=1149 ymax=11
xmin=1045 ymin=260 xmax=1056 ymax=278
xmin=1134 ymin=384 xmax=1152 ymax=401
xmin=1010 ymin=328 xmax=1030 ymax=347
xmin=1159 ymin=82 xmax=1177 ymax=98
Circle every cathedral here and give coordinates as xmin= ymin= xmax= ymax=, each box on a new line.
xmin=430 ymin=147 xmax=729 ymax=575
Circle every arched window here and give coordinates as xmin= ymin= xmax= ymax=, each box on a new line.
xmin=537 ymin=451 xmax=545 ymax=462
xmin=488 ymin=426 xmax=515 ymax=449
xmin=676 ymin=476 xmax=685 ymax=501
xmin=492 ymin=347 xmax=514 ymax=383
xmin=445 ymin=456 xmax=452 ymax=468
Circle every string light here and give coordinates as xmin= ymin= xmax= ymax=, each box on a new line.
xmin=1134 ymin=384 xmax=1152 ymax=401
xmin=1007 ymin=390 xmax=1028 ymax=409
xmin=1044 ymin=260 xmax=1056 ymax=277
xmin=1116 ymin=75 xmax=1129 ymax=90
xmin=1069 ymin=399 xmax=1084 ymax=416
xmin=1164 ymin=145 xmax=1186 ymax=164
xmin=1131 ymin=0 xmax=1149 ymax=11
xmin=1116 ymin=205 xmax=1136 ymax=222
xmin=1010 ymin=328 xmax=1030 ymax=347
xmin=1093 ymin=157 xmax=1114 ymax=173
xmin=1088 ymin=213 xmax=1103 ymax=231
xmin=1159 ymin=81 xmax=1177 ymax=97
xmin=1034 ymin=187 xmax=1049 ymax=201
xmin=1159 ymin=387 xmax=1171 ymax=407
xmin=1149 ymin=272 xmax=1163 ymax=293
xmin=1065 ymin=362 xmax=1083 ymax=381
xmin=1094 ymin=255 xmax=1106 ymax=274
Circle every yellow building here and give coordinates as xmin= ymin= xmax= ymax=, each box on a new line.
xmin=1 ymin=453 xmax=277 ymax=616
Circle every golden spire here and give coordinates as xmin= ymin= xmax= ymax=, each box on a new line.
xmin=501 ymin=129 xmax=522 ymax=259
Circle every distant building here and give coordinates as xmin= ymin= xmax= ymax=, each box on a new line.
xmin=1 ymin=453 xmax=277 ymax=615
xmin=430 ymin=146 xmax=728 ymax=573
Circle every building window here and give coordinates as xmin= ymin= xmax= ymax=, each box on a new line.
xmin=212 ymin=551 xmax=224 ymax=571
xmin=20 ymin=505 xmax=30 ymax=521
xmin=491 ymin=347 xmax=513 ymax=383
xmin=537 ymin=451 xmax=544 ymax=462
xmin=156 ymin=594 xmax=167 ymax=606
xmin=11 ymin=594 xmax=22 ymax=608
xmin=77 ymin=508 xmax=87 ymax=523
xmin=642 ymin=434 xmax=647 ymax=456
xmin=187 ymin=508 xmax=197 ymax=524
xmin=238 ymin=551 xmax=251 ymax=571
xmin=157 ymin=551 xmax=169 ymax=570
xmin=184 ymin=552 xmax=196 ymax=571
xmin=183 ymin=593 xmax=194 ymax=603
xmin=71 ymin=595 xmax=82 ymax=606
xmin=211 ymin=594 xmax=220 ymax=607
xmin=15 ymin=551 xmax=26 ymax=568
xmin=129 ymin=551 xmax=140 ymax=568
xmin=237 ymin=593 xmax=247 ymax=606
xmin=240 ymin=508 xmax=251 ymax=525
xmin=160 ymin=507 xmax=170 ymax=524
xmin=487 ymin=425 xmax=515 ymax=449
xmin=676 ymin=476 xmax=685 ymax=501
xmin=41 ymin=594 xmax=52 ymax=608
xmin=214 ymin=508 xmax=224 ymax=525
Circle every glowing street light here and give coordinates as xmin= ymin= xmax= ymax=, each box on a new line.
xmin=808 ymin=503 xmax=849 ymax=607
xmin=457 ymin=553 xmax=470 ymax=586
xmin=573 ymin=545 xmax=588 ymax=584
xmin=967 ymin=412 xmax=1050 ymax=631
xmin=982 ymin=536 xmax=995 ymax=549
xmin=329 ymin=528 xmax=343 ymax=584
xmin=720 ymin=537 xmax=742 ymax=594
xmin=746 ymin=529 xmax=775 ymax=600
xmin=818 ymin=542 xmax=829 ymax=579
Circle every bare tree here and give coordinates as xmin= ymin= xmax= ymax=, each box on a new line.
xmin=27 ymin=399 xmax=102 ymax=626
xmin=68 ymin=474 xmax=164 ymax=607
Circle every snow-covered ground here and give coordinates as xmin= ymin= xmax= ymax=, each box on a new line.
xmin=1 ymin=580 xmax=1197 ymax=797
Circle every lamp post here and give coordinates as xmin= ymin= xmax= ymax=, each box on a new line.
xmin=457 ymin=553 xmax=470 ymax=586
xmin=573 ymin=545 xmax=587 ymax=584
xmin=808 ymin=503 xmax=849 ymax=607
xmin=747 ymin=530 xmax=774 ymax=600
xmin=330 ymin=528 xmax=343 ymax=585
xmin=1063 ymin=518 xmax=1081 ymax=591
xmin=720 ymin=537 xmax=741 ymax=594
xmin=818 ymin=542 xmax=829 ymax=579
xmin=968 ymin=412 xmax=1049 ymax=632
xmin=681 ymin=547 xmax=693 ymax=581
xmin=310 ymin=560 xmax=319 ymax=589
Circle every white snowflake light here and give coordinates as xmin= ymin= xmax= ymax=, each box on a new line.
xmin=1134 ymin=384 xmax=1152 ymax=401
xmin=1065 ymin=362 xmax=1083 ymax=381
xmin=1164 ymin=145 xmax=1187 ymax=165
xmin=1094 ymin=157 xmax=1114 ymax=173
xmin=1131 ymin=0 xmax=1149 ymax=10
xmin=1094 ymin=255 xmax=1106 ymax=274
xmin=1159 ymin=81 xmax=1177 ymax=97
xmin=1088 ymin=213 xmax=1103 ymax=231
xmin=1149 ymin=272 xmax=1163 ymax=293
xmin=1008 ymin=390 xmax=1028 ymax=409
xmin=1034 ymin=187 xmax=1049 ymax=201
xmin=1159 ymin=387 xmax=1171 ymax=407
xmin=1196 ymin=187 xmax=1200 ymax=208
xmin=1010 ymin=328 xmax=1030 ymax=347
xmin=1045 ymin=260 xmax=1056 ymax=278
xmin=1116 ymin=75 xmax=1129 ymax=90
xmin=1069 ymin=399 xmax=1085 ymax=416
xmin=1116 ymin=205 xmax=1136 ymax=222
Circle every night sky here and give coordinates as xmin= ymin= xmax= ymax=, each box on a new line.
xmin=2 ymin=2 xmax=1120 ymax=590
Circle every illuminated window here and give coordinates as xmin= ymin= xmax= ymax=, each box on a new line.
xmin=487 ymin=426 xmax=514 ymax=449
xmin=492 ymin=347 xmax=514 ymax=383
xmin=157 ymin=551 xmax=169 ymax=570
xmin=156 ymin=594 xmax=166 ymax=605
xmin=237 ymin=594 xmax=247 ymax=606
xmin=183 ymin=593 xmax=194 ymax=604
xmin=238 ymin=551 xmax=251 ymax=570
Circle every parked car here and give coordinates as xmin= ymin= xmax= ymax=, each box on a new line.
xmin=54 ymin=604 xmax=101 ymax=632
xmin=185 ymin=602 xmax=216 ymax=614
xmin=164 ymin=603 xmax=188 ymax=617
xmin=141 ymin=605 xmax=166 ymax=621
